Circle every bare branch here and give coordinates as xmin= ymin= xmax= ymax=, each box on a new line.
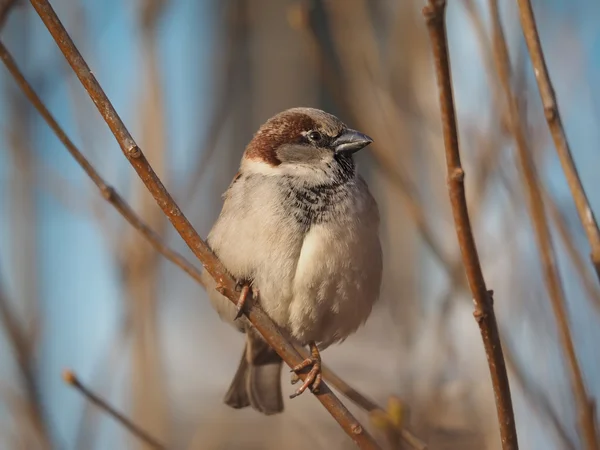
xmin=422 ymin=2 xmax=519 ymax=449
xmin=24 ymin=1 xmax=379 ymax=447
xmin=515 ymin=0 xmax=600 ymax=282
xmin=0 ymin=39 xmax=205 ymax=289
xmin=62 ymin=370 xmax=166 ymax=450
xmin=488 ymin=1 xmax=598 ymax=448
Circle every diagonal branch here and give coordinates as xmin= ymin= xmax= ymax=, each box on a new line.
xmin=515 ymin=0 xmax=600 ymax=282
xmin=422 ymin=1 xmax=519 ymax=449
xmin=25 ymin=1 xmax=380 ymax=448
xmin=0 ymin=37 xmax=427 ymax=450
xmin=0 ymin=39 xmax=205 ymax=289
xmin=488 ymin=1 xmax=597 ymax=448
xmin=62 ymin=370 xmax=166 ymax=450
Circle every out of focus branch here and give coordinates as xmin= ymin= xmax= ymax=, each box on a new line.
xmin=515 ymin=0 xmax=600 ymax=283
xmin=422 ymin=2 xmax=519 ymax=450
xmin=24 ymin=2 xmax=380 ymax=448
xmin=464 ymin=0 xmax=600 ymax=313
xmin=502 ymin=341 xmax=576 ymax=450
xmin=545 ymin=192 xmax=600 ymax=312
xmin=127 ymin=0 xmax=170 ymax=441
xmin=487 ymin=1 xmax=598 ymax=448
xmin=180 ymin=1 xmax=238 ymax=204
xmin=0 ymin=274 xmax=52 ymax=449
xmin=0 ymin=0 xmax=19 ymax=29
xmin=0 ymin=40 xmax=205 ymax=289
xmin=62 ymin=370 xmax=166 ymax=450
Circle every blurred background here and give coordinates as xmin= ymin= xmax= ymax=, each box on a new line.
xmin=1 ymin=0 xmax=599 ymax=449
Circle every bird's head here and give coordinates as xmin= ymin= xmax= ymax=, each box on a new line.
xmin=241 ymin=107 xmax=373 ymax=185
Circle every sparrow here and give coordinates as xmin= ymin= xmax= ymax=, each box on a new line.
xmin=201 ymin=107 xmax=382 ymax=415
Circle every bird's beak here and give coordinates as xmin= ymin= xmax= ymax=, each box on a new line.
xmin=332 ymin=129 xmax=373 ymax=155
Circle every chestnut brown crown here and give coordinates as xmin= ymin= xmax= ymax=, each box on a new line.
xmin=243 ymin=107 xmax=373 ymax=167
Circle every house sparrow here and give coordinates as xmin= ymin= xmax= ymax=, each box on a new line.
xmin=201 ymin=107 xmax=382 ymax=415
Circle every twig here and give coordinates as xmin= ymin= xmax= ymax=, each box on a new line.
xmin=295 ymin=345 xmax=427 ymax=449
xmin=422 ymin=2 xmax=519 ymax=450
xmin=0 ymin=37 xmax=397 ymax=450
xmin=487 ymin=1 xmax=597 ymax=448
xmin=0 ymin=39 xmax=205 ymax=289
xmin=26 ymin=2 xmax=379 ymax=448
xmin=515 ymin=0 xmax=600 ymax=283
xmin=62 ymin=370 xmax=166 ymax=450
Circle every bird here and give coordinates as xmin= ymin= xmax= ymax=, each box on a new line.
xmin=201 ymin=107 xmax=382 ymax=415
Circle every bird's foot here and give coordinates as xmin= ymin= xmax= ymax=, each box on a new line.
xmin=289 ymin=342 xmax=322 ymax=398
xmin=234 ymin=281 xmax=258 ymax=320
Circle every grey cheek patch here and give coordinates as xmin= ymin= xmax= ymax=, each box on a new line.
xmin=276 ymin=144 xmax=330 ymax=165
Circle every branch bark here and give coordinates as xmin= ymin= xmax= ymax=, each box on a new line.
xmin=515 ymin=0 xmax=600 ymax=283
xmin=25 ymin=1 xmax=380 ymax=448
xmin=488 ymin=1 xmax=598 ymax=448
xmin=422 ymin=1 xmax=519 ymax=449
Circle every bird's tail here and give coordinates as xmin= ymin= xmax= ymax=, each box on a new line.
xmin=224 ymin=329 xmax=284 ymax=415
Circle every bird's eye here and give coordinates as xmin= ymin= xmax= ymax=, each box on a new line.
xmin=307 ymin=131 xmax=323 ymax=143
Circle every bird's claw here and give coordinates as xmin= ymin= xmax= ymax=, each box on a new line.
xmin=234 ymin=282 xmax=258 ymax=320
xmin=290 ymin=372 xmax=300 ymax=385
xmin=289 ymin=343 xmax=322 ymax=398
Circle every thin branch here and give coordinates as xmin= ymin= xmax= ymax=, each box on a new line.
xmin=0 ymin=36 xmax=406 ymax=449
xmin=74 ymin=318 xmax=131 ymax=450
xmin=25 ymin=2 xmax=379 ymax=448
xmin=515 ymin=0 xmax=600 ymax=282
xmin=487 ymin=1 xmax=598 ymax=448
xmin=295 ymin=345 xmax=426 ymax=450
xmin=62 ymin=370 xmax=166 ymax=450
xmin=0 ymin=39 xmax=205 ymax=289
xmin=422 ymin=2 xmax=519 ymax=450
xmin=0 ymin=273 xmax=52 ymax=448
